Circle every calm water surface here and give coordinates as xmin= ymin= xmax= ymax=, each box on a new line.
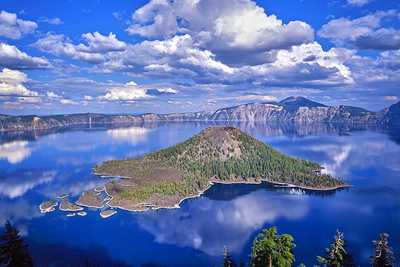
xmin=0 ymin=122 xmax=399 ymax=267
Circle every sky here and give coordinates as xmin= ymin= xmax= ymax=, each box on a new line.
xmin=0 ymin=0 xmax=399 ymax=115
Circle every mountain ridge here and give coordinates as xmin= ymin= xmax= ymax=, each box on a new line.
xmin=1 ymin=97 xmax=399 ymax=131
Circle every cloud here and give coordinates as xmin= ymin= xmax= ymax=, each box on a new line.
xmin=0 ymin=10 xmax=37 ymax=39
xmin=216 ymin=94 xmax=278 ymax=103
xmin=319 ymin=10 xmax=400 ymax=50
xmin=39 ymin=17 xmax=63 ymax=25
xmin=243 ymin=42 xmax=354 ymax=86
xmin=80 ymin=32 xmax=127 ymax=53
xmin=0 ymin=68 xmax=39 ymax=96
xmin=60 ymin=98 xmax=78 ymax=105
xmin=98 ymin=34 xmax=234 ymax=76
xmin=99 ymin=81 xmax=152 ymax=101
xmin=0 ymin=141 xmax=31 ymax=164
xmin=33 ymin=32 xmax=126 ymax=63
xmin=342 ymin=49 xmax=400 ymax=89
xmin=46 ymin=91 xmax=62 ymax=99
xmin=385 ymin=96 xmax=398 ymax=101
xmin=0 ymin=42 xmax=49 ymax=69
xmin=126 ymin=0 xmax=314 ymax=65
xmin=112 ymin=11 xmax=124 ymax=21
xmin=92 ymin=36 xmax=353 ymax=88
xmin=347 ymin=0 xmax=373 ymax=7
xmin=146 ymin=87 xmax=178 ymax=96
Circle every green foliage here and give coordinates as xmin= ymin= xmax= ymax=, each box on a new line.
xmin=371 ymin=233 xmax=394 ymax=267
xmin=250 ymin=227 xmax=295 ymax=267
xmin=0 ymin=221 xmax=33 ymax=267
xmin=317 ymin=230 xmax=348 ymax=267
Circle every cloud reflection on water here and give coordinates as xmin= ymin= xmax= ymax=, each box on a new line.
xmin=0 ymin=140 xmax=31 ymax=164
xmin=0 ymin=170 xmax=56 ymax=198
xmin=137 ymin=190 xmax=309 ymax=256
xmin=107 ymin=126 xmax=151 ymax=145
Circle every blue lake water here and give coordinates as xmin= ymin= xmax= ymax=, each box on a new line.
xmin=0 ymin=122 xmax=399 ymax=267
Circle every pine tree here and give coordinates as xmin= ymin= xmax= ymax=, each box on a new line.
xmin=0 ymin=221 xmax=33 ymax=267
xmin=371 ymin=233 xmax=394 ymax=267
xmin=317 ymin=230 xmax=352 ymax=267
xmin=223 ymin=246 xmax=237 ymax=267
xmin=250 ymin=227 xmax=295 ymax=267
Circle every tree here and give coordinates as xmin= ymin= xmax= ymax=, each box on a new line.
xmin=371 ymin=233 xmax=394 ymax=267
xmin=223 ymin=246 xmax=237 ymax=267
xmin=0 ymin=221 xmax=33 ymax=267
xmin=250 ymin=227 xmax=295 ymax=267
xmin=317 ymin=230 xmax=354 ymax=267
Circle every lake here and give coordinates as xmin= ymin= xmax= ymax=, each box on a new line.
xmin=0 ymin=122 xmax=399 ymax=267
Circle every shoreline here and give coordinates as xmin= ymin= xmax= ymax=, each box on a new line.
xmin=98 ymin=173 xmax=350 ymax=212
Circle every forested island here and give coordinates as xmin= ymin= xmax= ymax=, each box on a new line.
xmin=94 ymin=127 xmax=347 ymax=211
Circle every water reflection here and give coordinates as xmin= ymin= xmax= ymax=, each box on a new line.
xmin=0 ymin=140 xmax=31 ymax=164
xmin=0 ymin=171 xmax=56 ymax=198
xmin=0 ymin=199 xmax=42 ymax=225
xmin=0 ymin=122 xmax=398 ymax=267
xmin=107 ymin=126 xmax=151 ymax=144
xmin=137 ymin=189 xmax=309 ymax=256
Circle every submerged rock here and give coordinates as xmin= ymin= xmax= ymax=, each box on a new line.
xmin=77 ymin=211 xmax=87 ymax=216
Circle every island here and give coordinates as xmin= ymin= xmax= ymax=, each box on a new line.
xmin=94 ymin=127 xmax=348 ymax=211
xmin=76 ymin=190 xmax=104 ymax=208
xmin=59 ymin=198 xmax=84 ymax=212
xmin=39 ymin=200 xmax=58 ymax=213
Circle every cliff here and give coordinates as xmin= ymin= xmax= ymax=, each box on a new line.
xmin=1 ymin=97 xmax=398 ymax=131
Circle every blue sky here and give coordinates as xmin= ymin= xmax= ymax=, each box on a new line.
xmin=0 ymin=0 xmax=399 ymax=115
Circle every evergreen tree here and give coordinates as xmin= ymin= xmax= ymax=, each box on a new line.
xmin=371 ymin=233 xmax=394 ymax=267
xmin=223 ymin=246 xmax=237 ymax=267
xmin=250 ymin=227 xmax=295 ymax=267
xmin=0 ymin=221 xmax=33 ymax=267
xmin=317 ymin=230 xmax=352 ymax=267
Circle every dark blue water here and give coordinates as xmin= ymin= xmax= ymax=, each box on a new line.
xmin=0 ymin=122 xmax=399 ymax=267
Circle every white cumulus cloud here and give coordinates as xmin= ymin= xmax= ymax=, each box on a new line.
xmin=0 ymin=68 xmax=38 ymax=96
xmin=127 ymin=0 xmax=314 ymax=64
xmin=0 ymin=42 xmax=49 ymax=69
xmin=319 ymin=10 xmax=400 ymax=50
xmin=99 ymin=81 xmax=152 ymax=101
xmin=0 ymin=10 xmax=37 ymax=39
xmin=33 ymin=32 xmax=127 ymax=63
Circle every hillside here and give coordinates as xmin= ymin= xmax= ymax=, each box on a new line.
xmin=94 ymin=127 xmax=346 ymax=211
xmin=1 ymin=97 xmax=398 ymax=131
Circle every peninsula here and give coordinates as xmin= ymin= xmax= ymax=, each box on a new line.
xmin=94 ymin=127 xmax=347 ymax=211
